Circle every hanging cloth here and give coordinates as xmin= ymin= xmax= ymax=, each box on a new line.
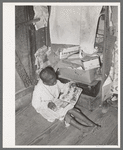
xmin=49 ymin=6 xmax=102 ymax=54
xmin=79 ymin=6 xmax=102 ymax=54
xmin=33 ymin=6 xmax=49 ymax=30
xmin=50 ymin=6 xmax=81 ymax=45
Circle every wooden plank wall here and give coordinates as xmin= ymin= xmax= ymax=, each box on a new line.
xmin=15 ymin=6 xmax=33 ymax=91
xmin=15 ymin=5 xmax=51 ymax=114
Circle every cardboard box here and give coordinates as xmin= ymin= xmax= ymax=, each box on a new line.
xmin=77 ymin=93 xmax=101 ymax=111
xmin=57 ymin=56 xmax=100 ymax=71
xmin=60 ymin=46 xmax=79 ymax=59
xmin=57 ymin=60 xmax=81 ymax=69
xmin=81 ymin=56 xmax=100 ymax=70
xmin=58 ymin=68 xmax=97 ymax=84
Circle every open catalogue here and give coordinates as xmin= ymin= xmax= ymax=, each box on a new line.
xmin=52 ymin=86 xmax=82 ymax=112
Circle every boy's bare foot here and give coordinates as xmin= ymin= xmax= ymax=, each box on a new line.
xmin=82 ymin=125 xmax=101 ymax=137
xmin=81 ymin=126 xmax=94 ymax=133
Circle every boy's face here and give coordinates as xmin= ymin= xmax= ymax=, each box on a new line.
xmin=43 ymin=71 xmax=57 ymax=86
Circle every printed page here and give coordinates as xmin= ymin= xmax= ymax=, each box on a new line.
xmin=53 ymin=86 xmax=82 ymax=112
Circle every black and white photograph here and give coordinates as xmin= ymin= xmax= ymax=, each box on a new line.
xmin=3 ymin=2 xmax=120 ymax=148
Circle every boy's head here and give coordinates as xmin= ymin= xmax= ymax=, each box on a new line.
xmin=39 ymin=66 xmax=57 ymax=86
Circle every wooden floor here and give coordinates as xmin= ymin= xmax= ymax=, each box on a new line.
xmin=30 ymin=107 xmax=118 ymax=146
xmin=16 ymin=100 xmax=118 ymax=146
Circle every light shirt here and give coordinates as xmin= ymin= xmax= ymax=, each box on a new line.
xmin=32 ymin=79 xmax=74 ymax=122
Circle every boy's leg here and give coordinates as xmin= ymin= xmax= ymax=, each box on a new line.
xmin=64 ymin=113 xmax=94 ymax=132
xmin=69 ymin=107 xmax=101 ymax=127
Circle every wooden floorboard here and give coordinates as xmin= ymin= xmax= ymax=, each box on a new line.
xmin=29 ymin=105 xmax=92 ymax=145
xmin=47 ymin=124 xmax=72 ymax=145
xmin=77 ymin=107 xmax=118 ymax=145
xmin=54 ymin=107 xmax=103 ymax=145
xmin=48 ymin=106 xmax=117 ymax=145
xmin=16 ymin=103 xmax=57 ymax=145
xmin=30 ymin=121 xmax=66 ymax=145
xmin=102 ymin=125 xmax=118 ymax=145
xmin=16 ymin=101 xmax=118 ymax=146
xmin=57 ymin=126 xmax=83 ymax=145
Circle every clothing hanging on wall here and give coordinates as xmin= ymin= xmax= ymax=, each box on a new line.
xmin=33 ymin=6 xmax=49 ymax=30
xmin=102 ymin=40 xmax=118 ymax=101
xmin=34 ymin=45 xmax=51 ymax=76
xmin=49 ymin=6 xmax=102 ymax=54
xmin=110 ymin=41 xmax=118 ymax=95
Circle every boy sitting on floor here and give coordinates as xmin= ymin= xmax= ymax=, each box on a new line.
xmin=32 ymin=66 xmax=101 ymax=132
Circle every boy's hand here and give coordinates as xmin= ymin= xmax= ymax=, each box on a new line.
xmin=48 ymin=102 xmax=56 ymax=110
xmin=70 ymin=82 xmax=76 ymax=87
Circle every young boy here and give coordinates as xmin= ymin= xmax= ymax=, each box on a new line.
xmin=32 ymin=66 xmax=101 ymax=131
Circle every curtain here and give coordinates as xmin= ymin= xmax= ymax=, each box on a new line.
xmin=49 ymin=6 xmax=102 ymax=54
